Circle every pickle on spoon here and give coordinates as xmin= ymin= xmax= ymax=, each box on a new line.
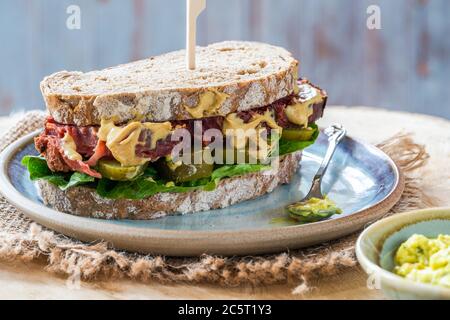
xmin=287 ymin=197 xmax=342 ymax=223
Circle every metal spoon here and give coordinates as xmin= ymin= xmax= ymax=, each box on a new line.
xmin=287 ymin=124 xmax=347 ymax=223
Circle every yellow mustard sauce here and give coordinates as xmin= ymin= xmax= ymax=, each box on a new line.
xmin=284 ymin=85 xmax=323 ymax=128
xmin=222 ymin=109 xmax=281 ymax=149
xmin=394 ymin=234 xmax=450 ymax=288
xmin=98 ymin=119 xmax=172 ymax=166
xmin=60 ymin=132 xmax=83 ymax=161
xmin=184 ymin=90 xmax=229 ymax=118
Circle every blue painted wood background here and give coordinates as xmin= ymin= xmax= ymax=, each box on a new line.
xmin=0 ymin=0 xmax=449 ymax=118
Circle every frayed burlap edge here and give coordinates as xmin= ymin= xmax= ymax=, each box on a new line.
xmin=0 ymin=112 xmax=438 ymax=293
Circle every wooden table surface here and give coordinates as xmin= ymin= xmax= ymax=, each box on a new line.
xmin=0 ymin=106 xmax=449 ymax=300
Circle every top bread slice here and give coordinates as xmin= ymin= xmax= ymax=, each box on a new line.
xmin=41 ymin=41 xmax=299 ymax=126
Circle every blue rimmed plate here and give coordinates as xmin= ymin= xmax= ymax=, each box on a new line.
xmin=0 ymin=130 xmax=404 ymax=256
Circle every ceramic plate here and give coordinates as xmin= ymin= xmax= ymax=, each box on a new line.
xmin=0 ymin=130 xmax=404 ymax=256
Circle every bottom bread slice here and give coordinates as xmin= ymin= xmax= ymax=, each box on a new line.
xmin=37 ymin=151 xmax=302 ymax=220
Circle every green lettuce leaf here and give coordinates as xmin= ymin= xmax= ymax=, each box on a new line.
xmin=96 ymin=163 xmax=271 ymax=199
xmin=96 ymin=176 xmax=199 ymax=199
xmin=206 ymin=163 xmax=271 ymax=190
xmin=21 ymin=156 xmax=95 ymax=190
xmin=64 ymin=172 xmax=96 ymax=190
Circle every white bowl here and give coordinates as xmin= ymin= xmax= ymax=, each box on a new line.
xmin=356 ymin=207 xmax=450 ymax=300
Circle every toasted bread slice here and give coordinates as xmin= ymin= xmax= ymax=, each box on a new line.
xmin=41 ymin=41 xmax=298 ymax=126
xmin=37 ymin=152 xmax=301 ymax=220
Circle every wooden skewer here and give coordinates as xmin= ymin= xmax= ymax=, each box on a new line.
xmin=186 ymin=0 xmax=206 ymax=70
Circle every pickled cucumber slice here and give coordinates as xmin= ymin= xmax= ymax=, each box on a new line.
xmin=157 ymin=155 xmax=214 ymax=183
xmin=98 ymin=159 xmax=146 ymax=181
xmin=281 ymin=127 xmax=315 ymax=141
xmin=172 ymin=163 xmax=214 ymax=183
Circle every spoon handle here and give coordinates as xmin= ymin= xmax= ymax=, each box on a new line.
xmin=307 ymin=124 xmax=346 ymax=198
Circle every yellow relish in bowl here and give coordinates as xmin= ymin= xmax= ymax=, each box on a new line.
xmin=394 ymin=234 xmax=450 ymax=288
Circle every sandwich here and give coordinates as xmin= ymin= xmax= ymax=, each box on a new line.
xmin=22 ymin=41 xmax=327 ymax=220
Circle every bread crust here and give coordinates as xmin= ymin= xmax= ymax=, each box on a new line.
xmin=40 ymin=41 xmax=299 ymax=125
xmin=37 ymin=152 xmax=302 ymax=220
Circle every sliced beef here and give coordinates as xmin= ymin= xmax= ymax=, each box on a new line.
xmin=36 ymin=118 xmax=102 ymax=177
xmin=45 ymin=118 xmax=99 ymax=157
xmin=35 ymin=135 xmax=71 ymax=172
xmin=62 ymin=156 xmax=102 ymax=178
xmin=180 ymin=117 xmax=224 ymax=147
xmin=85 ymin=140 xmax=111 ymax=166
xmin=66 ymin=126 xmax=99 ymax=157
xmin=135 ymin=131 xmax=181 ymax=160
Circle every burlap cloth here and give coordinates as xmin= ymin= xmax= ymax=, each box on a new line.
xmin=0 ymin=111 xmax=436 ymax=292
